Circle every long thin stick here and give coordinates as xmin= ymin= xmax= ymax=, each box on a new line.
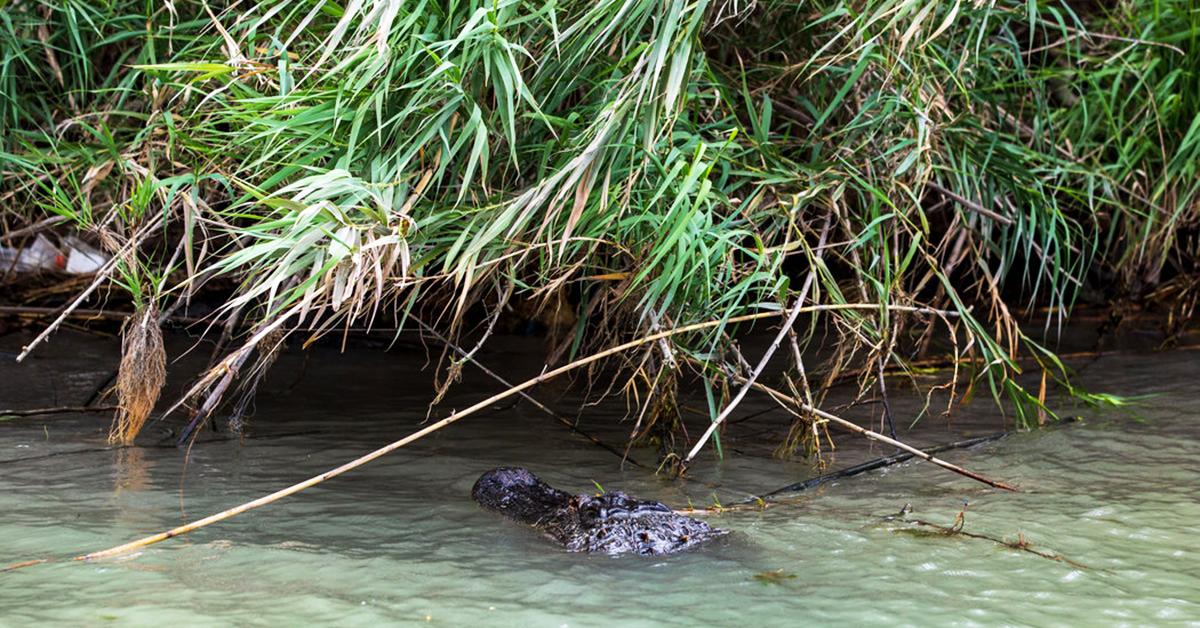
xmin=681 ymin=293 xmax=807 ymax=466
xmin=15 ymin=215 xmax=165 ymax=362
xmin=0 ymin=405 xmax=119 ymax=419
xmin=682 ymin=215 xmax=829 ymax=467
xmin=73 ymin=310 xmax=785 ymax=561
xmin=727 ymin=373 xmax=1020 ymax=492
xmin=5 ymin=303 xmax=962 ymax=568
xmin=926 ymin=181 xmax=1014 ymax=225
xmin=0 ymin=215 xmax=68 ymax=244
xmin=412 ymin=318 xmax=643 ymax=467
xmin=752 ymin=432 xmax=1012 ymax=499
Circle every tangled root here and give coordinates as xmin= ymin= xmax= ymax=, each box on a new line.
xmin=109 ymin=305 xmax=167 ymax=445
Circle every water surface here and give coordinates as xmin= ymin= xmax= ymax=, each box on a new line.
xmin=2 ymin=330 xmax=1198 ymax=627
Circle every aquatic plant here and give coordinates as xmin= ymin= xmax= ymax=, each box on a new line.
xmin=1 ymin=0 xmax=1195 ymax=448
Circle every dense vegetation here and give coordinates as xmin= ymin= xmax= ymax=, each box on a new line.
xmin=2 ymin=0 xmax=1196 ymax=450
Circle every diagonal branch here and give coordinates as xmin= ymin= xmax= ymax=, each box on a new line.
xmin=412 ymin=317 xmax=643 ymax=467
xmin=718 ymin=370 xmax=1020 ymax=492
xmin=15 ymin=215 xmax=166 ymax=362
xmin=681 ymin=215 xmax=832 ymax=467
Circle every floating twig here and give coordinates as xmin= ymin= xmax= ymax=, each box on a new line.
xmin=887 ymin=502 xmax=1102 ymax=571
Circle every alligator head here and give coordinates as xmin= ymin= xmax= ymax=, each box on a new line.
xmin=472 ymin=467 xmax=727 ymax=556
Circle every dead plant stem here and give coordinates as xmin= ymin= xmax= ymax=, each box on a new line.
xmin=0 ymin=405 xmax=119 ymax=418
xmin=682 ymin=292 xmax=808 ymax=466
xmin=0 ymin=215 xmax=69 ymax=244
xmin=682 ymin=216 xmax=830 ymax=467
xmin=926 ymin=181 xmax=1014 ymax=225
xmin=413 ymin=317 xmax=642 ymax=467
xmin=15 ymin=214 xmax=165 ymax=363
xmin=718 ymin=370 xmax=1020 ymax=491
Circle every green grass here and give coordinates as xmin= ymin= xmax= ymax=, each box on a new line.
xmin=2 ymin=0 xmax=1197 ymax=449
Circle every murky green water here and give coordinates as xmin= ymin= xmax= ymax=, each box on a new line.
xmin=2 ymin=330 xmax=1198 ymax=627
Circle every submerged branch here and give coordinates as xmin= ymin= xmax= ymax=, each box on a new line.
xmin=752 ymin=432 xmax=1013 ymax=499
xmin=883 ymin=503 xmax=1103 ymax=571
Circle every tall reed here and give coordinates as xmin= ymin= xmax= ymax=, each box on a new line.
xmin=3 ymin=0 xmax=1193 ymax=446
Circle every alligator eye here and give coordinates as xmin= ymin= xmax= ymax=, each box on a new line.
xmin=679 ymin=535 xmax=689 ymax=542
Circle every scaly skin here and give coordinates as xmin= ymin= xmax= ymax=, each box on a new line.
xmin=472 ymin=467 xmax=726 ymax=556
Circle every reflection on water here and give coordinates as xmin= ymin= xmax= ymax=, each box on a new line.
xmin=1 ymin=330 xmax=1198 ymax=627
xmin=114 ymin=447 xmax=152 ymax=494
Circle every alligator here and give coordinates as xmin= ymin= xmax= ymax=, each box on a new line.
xmin=471 ymin=467 xmax=727 ymax=556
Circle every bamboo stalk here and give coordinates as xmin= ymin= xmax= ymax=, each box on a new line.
xmin=0 ymin=558 xmax=52 ymax=572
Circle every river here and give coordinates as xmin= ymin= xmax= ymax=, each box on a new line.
xmin=2 ymin=327 xmax=1197 ymax=627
